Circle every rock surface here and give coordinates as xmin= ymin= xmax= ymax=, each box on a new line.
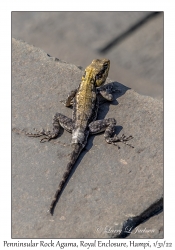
xmin=12 ymin=38 xmax=163 ymax=238
xmin=12 ymin=12 xmax=163 ymax=99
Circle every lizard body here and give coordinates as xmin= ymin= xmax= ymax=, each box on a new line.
xmin=26 ymin=59 xmax=133 ymax=215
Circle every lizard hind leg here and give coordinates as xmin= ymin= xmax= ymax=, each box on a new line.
xmin=89 ymin=118 xmax=134 ymax=149
xmin=26 ymin=113 xmax=73 ymax=143
xmin=106 ymin=133 xmax=134 ymax=149
xmin=103 ymin=119 xmax=134 ymax=148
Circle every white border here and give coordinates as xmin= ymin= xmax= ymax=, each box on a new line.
xmin=1 ymin=0 xmax=175 ymax=248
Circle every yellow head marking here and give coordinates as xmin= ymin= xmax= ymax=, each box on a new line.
xmin=92 ymin=59 xmax=110 ymax=87
xmin=83 ymin=59 xmax=110 ymax=87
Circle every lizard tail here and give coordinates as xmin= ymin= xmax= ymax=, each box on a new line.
xmin=49 ymin=143 xmax=84 ymax=215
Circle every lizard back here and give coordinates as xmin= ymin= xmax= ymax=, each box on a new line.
xmin=72 ymin=59 xmax=110 ymax=145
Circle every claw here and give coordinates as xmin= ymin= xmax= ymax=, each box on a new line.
xmin=113 ymin=143 xmax=120 ymax=149
xmin=25 ymin=128 xmax=46 ymax=137
xmin=25 ymin=127 xmax=58 ymax=143
xmin=60 ymin=100 xmax=66 ymax=105
xmin=40 ymin=134 xmax=53 ymax=143
xmin=40 ymin=137 xmax=50 ymax=143
xmin=108 ymin=134 xmax=134 ymax=148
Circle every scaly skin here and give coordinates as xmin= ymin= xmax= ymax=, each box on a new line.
xmin=72 ymin=59 xmax=110 ymax=145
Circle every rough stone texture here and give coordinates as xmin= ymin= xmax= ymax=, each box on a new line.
xmin=12 ymin=38 xmax=163 ymax=238
xmin=12 ymin=11 xmax=163 ymax=99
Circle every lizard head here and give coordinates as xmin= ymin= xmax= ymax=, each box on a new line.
xmin=83 ymin=59 xmax=110 ymax=87
xmin=92 ymin=58 xmax=110 ymax=87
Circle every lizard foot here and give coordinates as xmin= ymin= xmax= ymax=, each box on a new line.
xmin=26 ymin=128 xmax=58 ymax=143
xmin=107 ymin=134 xmax=134 ymax=149
xmin=60 ymin=99 xmax=74 ymax=107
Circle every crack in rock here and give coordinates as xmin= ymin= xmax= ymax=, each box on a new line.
xmin=110 ymin=197 xmax=163 ymax=238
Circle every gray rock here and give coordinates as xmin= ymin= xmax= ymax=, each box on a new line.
xmin=12 ymin=38 xmax=163 ymax=238
xmin=12 ymin=12 xmax=163 ymax=99
xmin=107 ymin=13 xmax=163 ymax=99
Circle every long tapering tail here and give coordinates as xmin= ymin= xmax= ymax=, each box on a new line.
xmin=49 ymin=143 xmax=84 ymax=215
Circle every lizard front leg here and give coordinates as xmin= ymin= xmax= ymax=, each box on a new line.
xmin=60 ymin=88 xmax=77 ymax=107
xmin=97 ymin=83 xmax=118 ymax=101
xmin=89 ymin=118 xmax=133 ymax=149
xmin=26 ymin=113 xmax=74 ymax=142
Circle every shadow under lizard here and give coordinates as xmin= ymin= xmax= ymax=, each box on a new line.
xmin=25 ymin=59 xmax=133 ymax=215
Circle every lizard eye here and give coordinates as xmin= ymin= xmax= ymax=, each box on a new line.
xmin=103 ymin=63 xmax=108 ymax=67
xmin=96 ymin=74 xmax=102 ymax=80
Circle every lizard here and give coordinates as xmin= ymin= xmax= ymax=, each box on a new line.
xmin=25 ymin=58 xmax=133 ymax=215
